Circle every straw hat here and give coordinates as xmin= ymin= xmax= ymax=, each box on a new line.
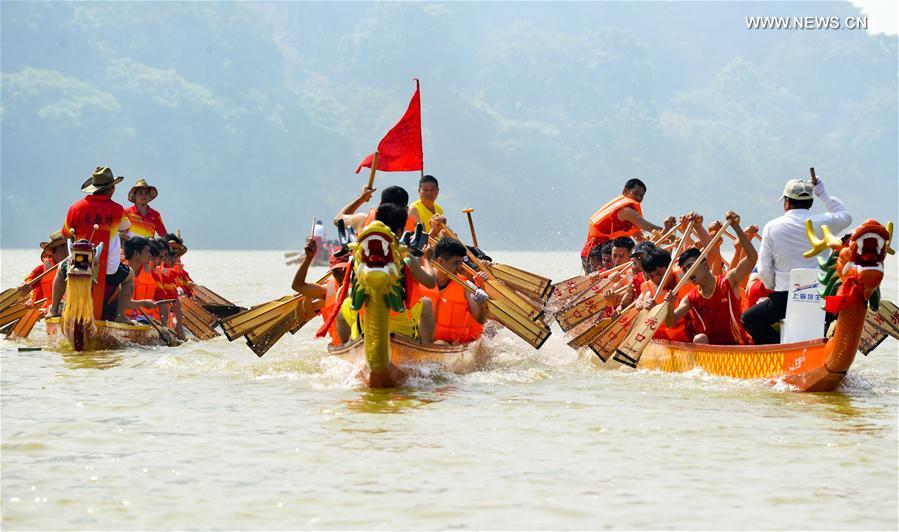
xmin=128 ymin=178 xmax=159 ymax=203
xmin=81 ymin=166 xmax=124 ymax=193
xmin=39 ymin=230 xmax=67 ymax=252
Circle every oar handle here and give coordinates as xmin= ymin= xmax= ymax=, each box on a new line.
xmin=671 ymin=218 xmax=736 ymax=294
xmin=436 ymin=221 xmax=496 ymax=281
xmin=26 ymin=262 xmax=61 ymax=287
xmin=462 ymin=208 xmax=479 ymax=248
xmin=431 ymin=260 xmax=480 ymax=297
xmin=654 ymin=220 xmax=695 ymax=300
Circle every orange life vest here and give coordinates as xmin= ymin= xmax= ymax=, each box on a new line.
xmin=581 ymin=195 xmax=642 ymax=258
xmin=322 ymin=278 xmax=341 ymax=345
xmin=418 ymin=280 xmax=484 ymax=344
xmin=131 ymin=265 xmax=160 ymax=319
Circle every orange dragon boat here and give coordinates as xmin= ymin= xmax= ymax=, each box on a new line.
xmin=601 ymin=219 xmax=893 ymax=392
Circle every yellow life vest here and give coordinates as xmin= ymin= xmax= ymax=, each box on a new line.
xmin=410 ymin=199 xmax=443 ymax=232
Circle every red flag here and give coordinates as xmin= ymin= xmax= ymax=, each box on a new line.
xmin=355 ymin=80 xmax=423 ymax=173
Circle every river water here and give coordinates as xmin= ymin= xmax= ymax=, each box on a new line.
xmin=1 ymin=249 xmax=896 ymax=529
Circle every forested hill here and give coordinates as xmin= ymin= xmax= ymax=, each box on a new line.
xmin=2 ymin=2 xmax=895 ymax=249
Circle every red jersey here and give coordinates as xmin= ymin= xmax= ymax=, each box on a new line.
xmin=686 ymin=275 xmax=747 ymax=345
xmin=62 ymin=195 xmax=127 ymax=318
xmin=24 ymin=261 xmax=57 ymax=308
xmin=125 ymin=204 xmax=167 ymax=238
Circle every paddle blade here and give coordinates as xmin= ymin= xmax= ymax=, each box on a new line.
xmin=6 ymin=307 xmax=42 ymax=339
xmin=611 ymin=304 xmax=668 ymax=368
xmin=588 ymin=307 xmax=640 ymax=362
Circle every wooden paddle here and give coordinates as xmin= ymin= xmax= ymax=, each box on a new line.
xmin=220 ymin=272 xmax=331 ymax=343
xmin=462 ymin=208 xmax=479 ymax=248
xmin=869 ymin=300 xmax=899 ymax=339
xmin=566 ymin=313 xmax=612 ymax=349
xmin=612 ymin=218 xmax=734 ymax=368
xmin=486 ymin=263 xmax=553 ymax=301
xmin=427 ymin=233 xmax=545 ymax=322
xmin=138 ymin=308 xmax=183 ymax=347
xmin=588 ymin=303 xmax=640 ymax=362
xmin=551 ymin=222 xmax=682 ymax=307
xmin=179 ymin=296 xmax=220 ymax=341
xmin=859 ymin=315 xmax=889 ymax=355
xmin=0 ymin=262 xmax=61 ymax=315
xmin=430 ymin=261 xmax=551 ymax=349
xmin=5 ymin=300 xmax=46 ymax=339
xmin=555 ymin=283 xmax=629 ymax=332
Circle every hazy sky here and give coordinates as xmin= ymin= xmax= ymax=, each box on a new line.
xmin=1 ymin=2 xmax=896 ymax=250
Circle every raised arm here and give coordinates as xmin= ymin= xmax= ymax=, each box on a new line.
xmin=812 ymin=178 xmax=852 ymax=234
xmin=291 ymin=237 xmax=327 ymax=300
xmin=333 ymin=186 xmax=376 ymax=228
xmin=725 ymin=212 xmax=757 ymax=288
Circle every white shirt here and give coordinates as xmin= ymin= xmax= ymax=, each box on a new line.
xmin=756 ymin=182 xmax=851 ymax=292
xmin=106 ymin=217 xmax=131 ymax=274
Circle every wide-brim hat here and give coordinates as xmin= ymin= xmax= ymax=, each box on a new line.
xmin=39 ymin=230 xmax=67 ymax=252
xmin=128 ymin=178 xmax=159 ymax=203
xmin=81 ymin=166 xmax=124 ymax=193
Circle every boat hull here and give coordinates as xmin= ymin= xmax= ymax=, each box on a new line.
xmin=637 ymin=337 xmax=848 ymax=392
xmin=328 ymin=335 xmax=486 ymax=381
xmin=45 ymin=317 xmax=159 ymax=350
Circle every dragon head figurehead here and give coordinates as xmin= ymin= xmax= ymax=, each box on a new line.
xmin=805 ymin=219 xmax=893 ymax=312
xmin=349 ymin=221 xmax=406 ymax=306
xmin=68 ymin=239 xmax=98 ymax=277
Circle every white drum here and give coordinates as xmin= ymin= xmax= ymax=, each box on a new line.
xmin=781 ymin=268 xmax=826 ymax=343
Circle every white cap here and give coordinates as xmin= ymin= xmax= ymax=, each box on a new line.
xmin=782 ymin=179 xmax=813 ymax=201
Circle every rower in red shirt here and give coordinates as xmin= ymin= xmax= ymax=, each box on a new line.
xmin=664 ymin=212 xmax=758 ymax=345
xmin=23 ymin=231 xmax=68 ymax=310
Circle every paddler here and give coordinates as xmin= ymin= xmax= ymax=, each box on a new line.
xmin=335 ymin=203 xmax=437 ymax=343
xmin=333 ymin=185 xmax=415 ymax=234
xmin=634 ymin=248 xmax=692 ymax=342
xmin=118 ymin=237 xmax=164 ymax=320
xmin=418 ymin=237 xmax=489 ymax=344
xmin=407 ymin=175 xmax=445 ymax=233
xmin=124 ymin=178 xmax=168 ymax=238
xmin=290 ymin=237 xmax=328 ymax=318
xmin=581 ymin=178 xmax=674 ymax=272
xmin=50 ymin=166 xmax=133 ymax=322
xmin=21 ymin=231 xmax=68 ymax=309
xmin=741 ymin=175 xmax=851 ymax=344
xmin=664 ymin=211 xmax=757 ymax=345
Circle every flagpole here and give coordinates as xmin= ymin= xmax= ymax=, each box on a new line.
xmin=367 ymin=151 xmax=379 ymax=190
xmin=417 ymin=79 xmax=424 ymax=179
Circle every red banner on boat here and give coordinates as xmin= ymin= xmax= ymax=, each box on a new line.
xmin=355 ymin=80 xmax=423 ymax=174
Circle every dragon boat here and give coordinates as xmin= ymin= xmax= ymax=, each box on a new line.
xmin=599 ymin=219 xmax=893 ymax=392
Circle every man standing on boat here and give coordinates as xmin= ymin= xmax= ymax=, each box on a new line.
xmin=125 ymin=178 xmax=168 ymax=238
xmin=407 ymin=175 xmax=445 ymax=233
xmin=581 ymin=178 xmax=674 ymax=272
xmin=51 ymin=166 xmax=134 ymax=322
xmin=741 ymin=176 xmax=852 ymax=344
